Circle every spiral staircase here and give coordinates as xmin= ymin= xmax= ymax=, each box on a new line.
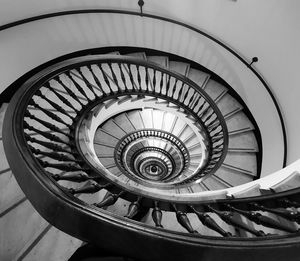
xmin=1 ymin=2 xmax=300 ymax=261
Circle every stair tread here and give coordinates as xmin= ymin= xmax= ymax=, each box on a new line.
xmin=187 ymin=68 xmax=210 ymax=88
xmin=169 ymin=61 xmax=190 ymax=76
xmin=270 ymin=171 xmax=300 ymax=192
xmin=216 ymin=93 xmax=243 ymax=116
xmin=229 ymin=184 xmax=262 ymax=198
xmin=22 ymin=226 xmax=82 ymax=261
xmin=223 ymin=152 xmax=257 ymax=176
xmin=215 ymin=166 xmax=254 ymax=186
xmin=114 ymin=113 xmax=136 ymax=133
xmin=126 ymin=111 xmax=144 ymax=130
xmin=228 ymin=131 xmax=258 ymax=152
xmin=226 ymin=111 xmax=255 ymax=133
xmin=0 ymin=170 xmax=25 ymax=215
xmin=204 ymin=79 xmax=228 ymax=101
xmin=202 ymin=176 xmax=229 ymax=190
xmin=147 ymin=55 xmax=169 ymax=68
xmin=94 ymin=129 xmax=120 ymax=145
xmin=126 ymin=52 xmax=147 ymax=60
xmin=0 ymin=200 xmax=48 ymax=260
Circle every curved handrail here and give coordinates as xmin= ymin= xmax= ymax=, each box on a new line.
xmin=0 ymin=8 xmax=287 ymax=168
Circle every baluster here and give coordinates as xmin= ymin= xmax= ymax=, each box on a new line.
xmin=190 ymin=206 xmax=232 ymax=237
xmin=186 ymin=89 xmax=195 ymax=107
xmin=29 ymin=99 xmax=71 ymax=127
xmin=117 ymin=63 xmax=129 ymax=91
xmin=125 ymin=197 xmax=143 ymax=218
xmin=144 ymin=67 xmax=151 ymax=92
xmin=98 ymin=64 xmax=115 ymax=93
xmin=152 ymin=69 xmax=157 ymax=92
xmin=173 ymin=204 xmax=197 ymax=233
xmin=207 ymin=119 xmax=221 ymax=133
xmin=108 ymin=63 xmax=122 ymax=92
xmin=39 ymin=160 xmax=87 ymax=172
xmin=159 ymin=71 xmax=164 ymax=95
xmin=203 ymin=111 xmax=216 ymax=125
xmin=76 ymin=68 xmax=98 ymax=97
xmin=176 ymin=81 xmax=185 ymax=102
xmin=182 ymin=86 xmax=191 ymax=105
xmin=195 ymin=100 xmax=207 ymax=116
xmin=30 ymin=146 xmax=80 ymax=163
xmin=25 ymin=111 xmax=73 ymax=137
xmin=66 ymin=71 xmax=91 ymax=101
xmin=191 ymin=95 xmax=202 ymax=112
xmin=251 ymin=203 xmax=300 ymax=224
xmin=278 ymin=198 xmax=300 ymax=208
xmin=46 ymin=82 xmax=80 ymax=112
xmin=152 ymin=201 xmax=163 ymax=228
xmin=94 ymin=191 xmax=125 ymax=208
xmin=164 ymin=74 xmax=171 ymax=96
xmin=54 ymin=76 xmax=85 ymax=106
xmin=226 ymin=204 xmax=297 ymax=233
xmin=86 ymin=64 xmax=106 ymax=95
xmin=189 ymin=93 xmax=200 ymax=110
xmin=24 ymin=122 xmax=73 ymax=147
xmin=168 ymin=78 xmax=178 ymax=100
xmin=125 ymin=64 xmax=137 ymax=91
xmin=25 ymin=134 xmax=74 ymax=154
xmin=69 ymin=182 xmax=111 ymax=194
xmin=52 ymin=172 xmax=90 ymax=182
xmin=199 ymin=107 xmax=213 ymax=122
xmin=135 ymin=65 xmax=143 ymax=91
xmin=208 ymin=205 xmax=266 ymax=237
xmin=35 ymin=90 xmax=75 ymax=120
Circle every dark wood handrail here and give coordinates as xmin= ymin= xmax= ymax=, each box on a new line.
xmin=2 ymin=54 xmax=297 ymax=261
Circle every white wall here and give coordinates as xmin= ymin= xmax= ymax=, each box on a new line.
xmin=0 ymin=0 xmax=299 ymax=166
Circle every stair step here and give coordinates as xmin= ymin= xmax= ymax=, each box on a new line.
xmin=0 ymin=170 xmax=25 ymax=215
xmin=216 ymin=93 xmax=243 ymax=117
xmin=126 ymin=111 xmax=144 ymax=130
xmin=204 ymin=80 xmax=228 ymax=102
xmin=102 ymin=120 xmax=127 ymax=139
xmin=147 ymin=55 xmax=169 ymax=68
xmin=126 ymin=52 xmax=147 ymax=60
xmin=270 ymin=171 xmax=300 ymax=192
xmin=202 ymin=175 xmax=230 ymax=190
xmin=228 ymin=184 xmax=262 ymax=198
xmin=226 ymin=111 xmax=255 ymax=134
xmin=227 ymin=129 xmax=259 ymax=152
xmin=94 ymin=129 xmax=120 ymax=146
xmin=22 ymin=226 xmax=82 ymax=261
xmin=169 ymin=61 xmax=190 ymax=76
xmin=117 ymin=95 xmax=132 ymax=105
xmin=114 ymin=113 xmax=136 ymax=133
xmin=187 ymin=68 xmax=210 ymax=88
xmin=223 ymin=152 xmax=257 ymax=176
xmin=152 ymin=109 xmax=165 ymax=129
xmin=104 ymin=98 xmax=119 ymax=109
xmin=214 ymin=166 xmax=254 ymax=187
xmin=0 ymin=200 xmax=48 ymax=260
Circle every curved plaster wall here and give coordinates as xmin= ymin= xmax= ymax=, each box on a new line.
xmin=1 ymin=1 xmax=298 ymax=175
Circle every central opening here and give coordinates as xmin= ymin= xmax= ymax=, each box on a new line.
xmin=151 ymin=165 xmax=158 ymax=173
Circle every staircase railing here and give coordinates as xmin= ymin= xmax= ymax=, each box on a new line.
xmin=3 ymin=55 xmax=299 ymax=261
